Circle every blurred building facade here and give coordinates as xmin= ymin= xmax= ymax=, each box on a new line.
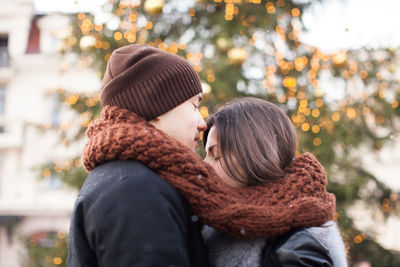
xmin=0 ymin=0 xmax=100 ymax=265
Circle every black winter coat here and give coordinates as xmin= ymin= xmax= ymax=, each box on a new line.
xmin=261 ymin=229 xmax=334 ymax=266
xmin=67 ymin=160 xmax=209 ymax=267
xmin=203 ymin=220 xmax=347 ymax=267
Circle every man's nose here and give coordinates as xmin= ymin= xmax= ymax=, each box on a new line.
xmin=198 ymin=117 xmax=207 ymax=131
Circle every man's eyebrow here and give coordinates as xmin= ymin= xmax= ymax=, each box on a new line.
xmin=198 ymin=94 xmax=203 ymax=103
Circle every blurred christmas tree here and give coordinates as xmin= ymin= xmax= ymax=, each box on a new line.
xmin=23 ymin=231 xmax=67 ymax=267
xmin=39 ymin=0 xmax=400 ymax=265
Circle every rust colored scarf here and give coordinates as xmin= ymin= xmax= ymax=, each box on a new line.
xmin=82 ymin=105 xmax=336 ymax=239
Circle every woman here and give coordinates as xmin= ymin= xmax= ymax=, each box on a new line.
xmin=203 ymin=97 xmax=348 ymax=266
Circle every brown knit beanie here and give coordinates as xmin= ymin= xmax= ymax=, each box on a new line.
xmin=100 ymin=44 xmax=203 ymax=120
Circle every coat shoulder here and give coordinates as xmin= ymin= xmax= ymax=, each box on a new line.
xmin=305 ymin=221 xmax=348 ymax=267
xmin=76 ymin=160 xmax=191 ymax=231
xmin=272 ymin=229 xmax=333 ymax=266
xmin=262 ymin=221 xmax=347 ymax=267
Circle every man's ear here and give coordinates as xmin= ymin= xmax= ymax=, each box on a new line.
xmin=150 ymin=116 xmax=161 ymax=122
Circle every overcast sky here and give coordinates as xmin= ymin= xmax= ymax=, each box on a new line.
xmin=34 ymin=0 xmax=400 ymax=52
xmin=301 ymin=0 xmax=400 ymax=52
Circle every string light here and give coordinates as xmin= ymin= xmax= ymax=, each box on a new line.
xmin=313 ymin=137 xmax=322 ymax=146
xmin=53 ymin=257 xmax=63 ymax=265
xmin=312 ymin=125 xmax=320 ymax=133
xmin=278 ymin=95 xmax=286 ymax=103
xmin=291 ymin=8 xmax=300 ymax=17
xmin=95 ymin=25 xmax=103 ymax=31
xmin=265 ymin=2 xmax=276 ymax=14
xmin=225 ymin=3 xmax=234 ymax=20
xmin=207 ymin=71 xmax=215 ymax=83
xmin=86 ymin=98 xmax=97 ymax=107
xmin=349 ymin=61 xmax=358 ymax=74
xmin=113 ymin=32 xmax=123 ymax=41
xmin=116 ymin=8 xmax=124 ymax=16
xmin=188 ymin=8 xmax=196 ymax=16
xmin=316 ymin=99 xmax=324 ymax=108
xmin=299 ymin=99 xmax=308 ymax=108
xmin=354 ymin=235 xmax=363 ymax=244
xmin=200 ymin=106 xmax=209 ymax=119
xmin=282 ymin=76 xmax=297 ymax=88
xmin=346 ymin=107 xmax=356 ymax=119
xmin=129 ymin=13 xmax=137 ymax=22
xmin=66 ymin=94 xmax=79 ymax=105
xmin=295 ymin=56 xmax=308 ymax=71
xmin=43 ymin=169 xmax=51 ymax=178
xmin=311 ymin=109 xmax=320 ymax=117
xmin=77 ymin=13 xmax=85 ymax=20
xmin=29 ymin=239 xmax=37 ymax=247
xmin=74 ymin=159 xmax=82 ymax=168
xmin=331 ymin=112 xmax=340 ymax=122
xmin=360 ymin=69 xmax=368 ymax=79
xmin=102 ymin=42 xmax=110 ymax=50
xmin=301 ymin=122 xmax=310 ymax=131
xmin=95 ymin=40 xmax=103 ymax=49
xmin=145 ymin=21 xmax=153 ymax=30
xmin=376 ymin=116 xmax=385 ymax=124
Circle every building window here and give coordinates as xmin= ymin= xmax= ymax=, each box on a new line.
xmin=0 ymin=35 xmax=9 ymax=67
xmin=49 ymin=175 xmax=62 ymax=189
xmin=0 ymin=86 xmax=6 ymax=115
xmin=0 ymin=152 xmax=3 ymax=194
xmin=50 ymin=93 xmax=60 ymax=127
xmin=40 ymin=173 xmax=62 ymax=190
xmin=26 ymin=16 xmax=42 ymax=54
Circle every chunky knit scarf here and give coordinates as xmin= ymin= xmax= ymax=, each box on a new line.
xmin=82 ymin=105 xmax=336 ymax=239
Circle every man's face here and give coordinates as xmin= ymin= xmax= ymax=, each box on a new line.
xmin=150 ymin=93 xmax=207 ymax=151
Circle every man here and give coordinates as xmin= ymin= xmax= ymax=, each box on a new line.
xmin=67 ymin=44 xmax=209 ymax=266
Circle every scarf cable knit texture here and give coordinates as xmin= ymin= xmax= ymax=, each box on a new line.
xmin=82 ymin=105 xmax=336 ymax=239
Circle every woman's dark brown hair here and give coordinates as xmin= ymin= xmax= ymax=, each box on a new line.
xmin=204 ymin=97 xmax=297 ymax=186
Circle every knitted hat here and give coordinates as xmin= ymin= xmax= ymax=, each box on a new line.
xmin=100 ymin=44 xmax=203 ymax=120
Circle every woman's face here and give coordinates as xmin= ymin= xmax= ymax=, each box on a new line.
xmin=204 ymin=125 xmax=244 ymax=188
